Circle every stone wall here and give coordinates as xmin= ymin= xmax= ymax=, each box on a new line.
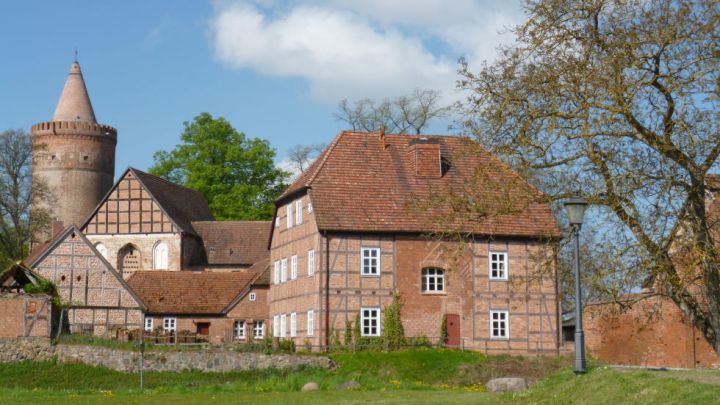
xmin=55 ymin=345 xmax=332 ymax=373
xmin=0 ymin=338 xmax=332 ymax=373
xmin=0 ymin=338 xmax=54 ymax=362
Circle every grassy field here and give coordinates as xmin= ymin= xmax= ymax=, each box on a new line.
xmin=0 ymin=349 xmax=719 ymax=404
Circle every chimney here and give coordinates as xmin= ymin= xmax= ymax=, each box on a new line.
xmin=408 ymin=137 xmax=442 ymax=179
xmin=52 ymin=220 xmax=65 ymax=238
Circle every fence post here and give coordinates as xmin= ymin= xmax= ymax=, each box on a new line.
xmin=461 ymin=338 xmax=464 ymax=351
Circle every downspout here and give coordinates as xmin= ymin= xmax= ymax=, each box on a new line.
xmin=324 ymin=230 xmax=330 ymax=351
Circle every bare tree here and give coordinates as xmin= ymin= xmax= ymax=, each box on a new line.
xmin=286 ymin=143 xmax=326 ymax=174
xmin=0 ymin=129 xmax=52 ymax=267
xmin=335 ymin=88 xmax=450 ymax=134
xmin=458 ymin=0 xmax=720 ymax=351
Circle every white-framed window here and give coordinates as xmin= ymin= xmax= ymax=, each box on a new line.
xmin=308 ymin=250 xmax=315 ymax=276
xmin=253 ymin=321 xmax=264 ymax=338
xmin=361 ymin=247 xmax=380 ymax=276
xmin=273 ymin=261 xmax=280 ymax=285
xmin=163 ymin=317 xmax=177 ymax=332
xmin=421 ymin=268 xmax=445 ymax=293
xmin=234 ymin=320 xmax=246 ymax=339
xmin=144 ymin=317 xmax=153 ymax=332
xmin=286 ymin=204 xmax=293 ymax=228
xmin=490 ymin=310 xmax=509 ymax=339
xmin=153 ymin=241 xmax=169 ymax=270
xmin=490 ymin=252 xmax=508 ymax=280
xmin=295 ymin=200 xmax=303 ymax=225
xmin=273 ymin=315 xmax=279 ymax=337
xmin=95 ymin=243 xmax=108 ymax=259
xmin=249 ymin=292 xmax=256 ymax=301
xmin=307 ymin=310 xmax=314 ymax=337
xmin=290 ymin=312 xmax=297 ymax=337
xmin=281 ymin=258 xmax=288 ymax=282
xmin=360 ymin=307 xmax=380 ymax=336
xmin=308 ymin=201 xmax=313 ymax=213
xmin=280 ymin=314 xmax=287 ymax=338
xmin=291 ymin=255 xmax=298 ymax=280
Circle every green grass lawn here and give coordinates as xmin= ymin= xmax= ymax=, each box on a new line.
xmin=1 ymin=349 xmax=719 ymax=404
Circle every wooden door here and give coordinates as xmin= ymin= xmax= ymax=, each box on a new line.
xmin=196 ymin=322 xmax=210 ymax=335
xmin=445 ymin=314 xmax=460 ymax=347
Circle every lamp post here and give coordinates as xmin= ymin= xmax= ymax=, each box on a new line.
xmin=564 ymin=196 xmax=588 ymax=374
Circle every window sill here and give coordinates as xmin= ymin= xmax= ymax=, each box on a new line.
xmin=421 ymin=291 xmax=447 ymax=296
xmin=489 ymin=278 xmax=508 ymax=282
xmin=360 ymin=274 xmax=381 ymax=278
xmin=490 ymin=336 xmax=509 ymax=340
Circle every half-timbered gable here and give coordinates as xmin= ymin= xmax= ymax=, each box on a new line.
xmin=27 ymin=225 xmax=146 ymax=336
xmin=81 ymin=168 xmax=214 ymax=275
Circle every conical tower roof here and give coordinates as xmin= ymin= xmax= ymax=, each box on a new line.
xmin=52 ymin=62 xmax=97 ymax=123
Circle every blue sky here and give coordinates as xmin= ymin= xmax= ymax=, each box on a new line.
xmin=1 ymin=1 xmax=522 ymax=175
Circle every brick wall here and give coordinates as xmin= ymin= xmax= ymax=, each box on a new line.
xmin=0 ymin=294 xmax=52 ymax=338
xmin=85 ymin=233 xmax=183 ymax=278
xmin=585 ymin=295 xmax=720 ymax=368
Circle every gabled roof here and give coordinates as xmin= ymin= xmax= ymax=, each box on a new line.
xmin=127 ymin=270 xmax=260 ymax=315
xmin=191 ymin=221 xmax=271 ymax=265
xmin=23 ymin=225 xmax=146 ymax=310
xmin=81 ymin=167 xmax=214 ymax=236
xmin=278 ymin=131 xmax=560 ymax=238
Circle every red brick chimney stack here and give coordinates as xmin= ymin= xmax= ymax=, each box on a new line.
xmin=409 ymin=137 xmax=442 ymax=179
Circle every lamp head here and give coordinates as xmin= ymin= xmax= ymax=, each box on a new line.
xmin=564 ymin=196 xmax=588 ymax=226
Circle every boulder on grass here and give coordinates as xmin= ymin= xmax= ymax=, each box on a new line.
xmin=301 ymin=382 xmax=319 ymax=392
xmin=336 ymin=381 xmax=361 ymax=390
xmin=486 ymin=377 xmax=528 ymax=393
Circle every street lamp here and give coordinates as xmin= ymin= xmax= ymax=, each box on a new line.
xmin=564 ymin=196 xmax=588 ymax=374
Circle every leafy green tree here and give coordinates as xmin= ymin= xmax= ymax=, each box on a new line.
xmin=150 ymin=113 xmax=289 ymax=220
xmin=0 ymin=129 xmax=52 ymax=267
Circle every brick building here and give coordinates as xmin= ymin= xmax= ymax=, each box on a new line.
xmin=0 ymin=266 xmax=52 ymax=338
xmin=268 ymin=131 xmax=561 ymax=354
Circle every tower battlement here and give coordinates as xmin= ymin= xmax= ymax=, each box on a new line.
xmin=31 ymin=121 xmax=117 ymax=139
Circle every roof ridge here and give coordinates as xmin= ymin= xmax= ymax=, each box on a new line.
xmin=130 ymin=167 xmax=206 ymax=197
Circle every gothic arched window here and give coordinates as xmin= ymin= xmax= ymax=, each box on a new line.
xmin=118 ymin=244 xmax=141 ymax=275
xmin=95 ymin=243 xmax=108 ymax=259
xmin=153 ymin=242 xmax=169 ymax=270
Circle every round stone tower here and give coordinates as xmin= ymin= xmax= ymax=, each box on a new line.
xmin=32 ymin=61 xmax=116 ymax=241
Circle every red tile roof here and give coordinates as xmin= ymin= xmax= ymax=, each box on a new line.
xmin=191 ymin=221 xmax=271 ymax=265
xmin=280 ymin=131 xmax=560 ymax=238
xmin=127 ymin=271 xmax=258 ymax=315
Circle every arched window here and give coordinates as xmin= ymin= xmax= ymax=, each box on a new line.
xmin=153 ymin=242 xmax=168 ymax=270
xmin=118 ymin=244 xmax=141 ymax=275
xmin=421 ymin=268 xmax=445 ymax=293
xmin=95 ymin=243 xmax=108 ymax=259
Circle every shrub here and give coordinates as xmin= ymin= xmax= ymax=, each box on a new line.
xmin=382 ymin=291 xmax=405 ymax=350
xmin=440 ymin=314 xmax=448 ymax=347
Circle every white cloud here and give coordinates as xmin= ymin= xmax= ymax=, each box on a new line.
xmin=210 ymin=0 xmax=521 ymax=102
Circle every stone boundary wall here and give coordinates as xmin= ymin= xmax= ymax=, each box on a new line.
xmin=0 ymin=338 xmax=332 ymax=373
xmin=0 ymin=338 xmax=54 ymax=363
